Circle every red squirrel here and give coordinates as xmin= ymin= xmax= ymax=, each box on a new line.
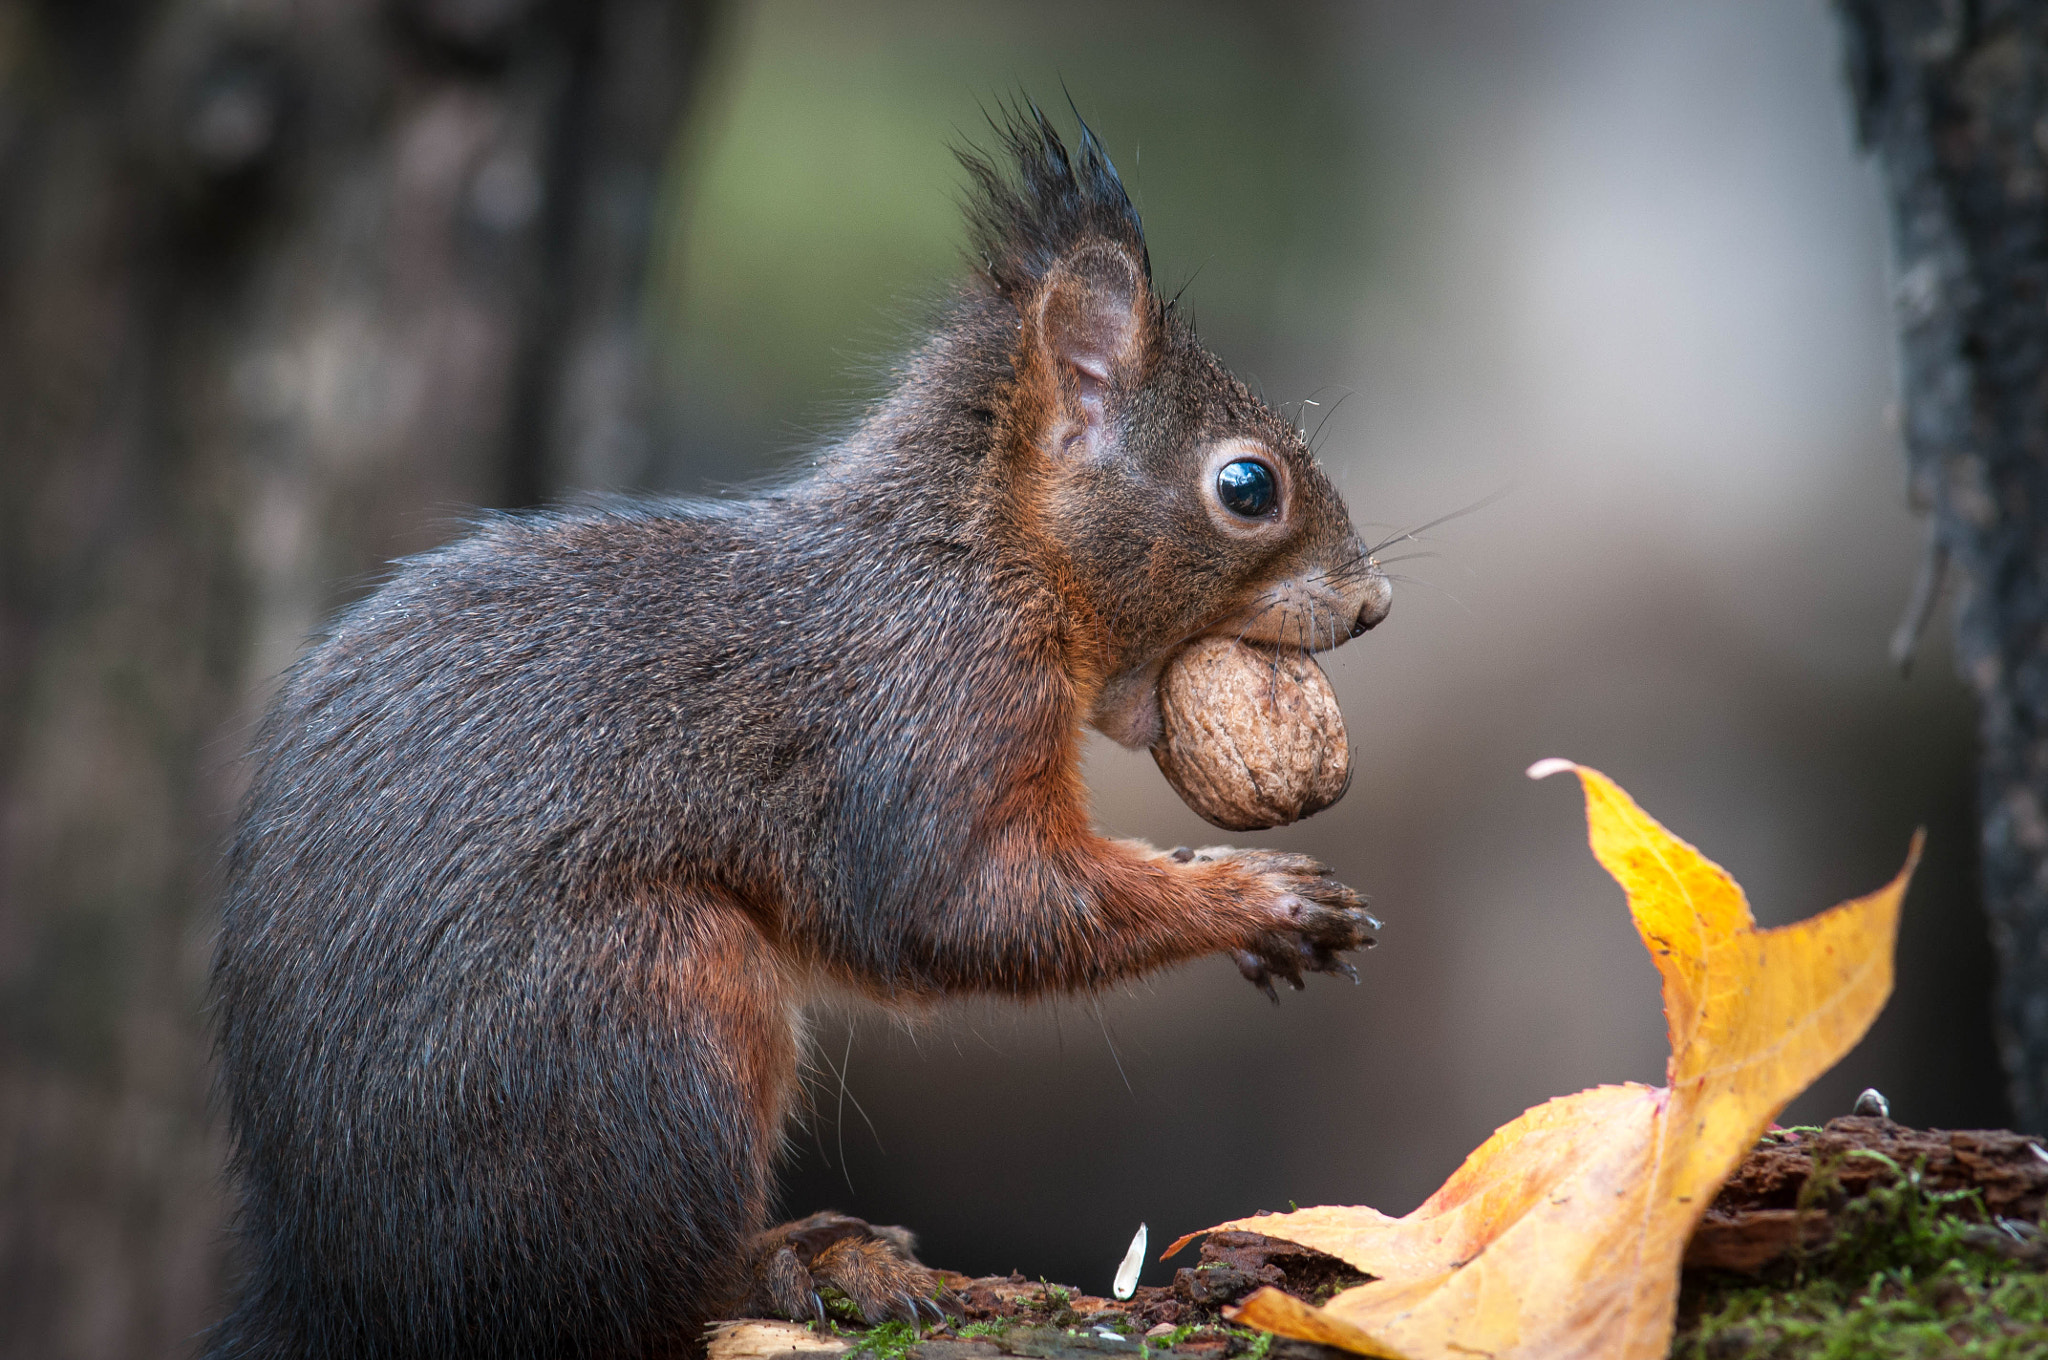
xmin=207 ymin=107 xmax=1390 ymax=1359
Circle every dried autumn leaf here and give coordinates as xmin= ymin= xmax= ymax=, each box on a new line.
xmin=1169 ymin=761 xmax=1919 ymax=1360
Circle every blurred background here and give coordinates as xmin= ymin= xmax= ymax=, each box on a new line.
xmin=0 ymin=0 xmax=2007 ymax=1355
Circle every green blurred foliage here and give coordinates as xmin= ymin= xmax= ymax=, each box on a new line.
xmin=649 ymin=0 xmax=1379 ymax=488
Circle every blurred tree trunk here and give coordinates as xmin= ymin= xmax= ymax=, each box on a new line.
xmin=1838 ymin=0 xmax=2048 ymax=1131
xmin=0 ymin=1 xmax=719 ymax=1355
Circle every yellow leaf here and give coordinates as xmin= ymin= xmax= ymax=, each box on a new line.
xmin=1176 ymin=762 xmax=1918 ymax=1360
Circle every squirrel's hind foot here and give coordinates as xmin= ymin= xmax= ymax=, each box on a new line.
xmin=747 ymin=1212 xmax=957 ymax=1327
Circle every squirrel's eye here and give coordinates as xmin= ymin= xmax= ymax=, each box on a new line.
xmin=1216 ymin=459 xmax=1277 ymax=518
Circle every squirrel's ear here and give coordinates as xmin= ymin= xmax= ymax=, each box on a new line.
xmin=1032 ymin=243 xmax=1151 ymax=457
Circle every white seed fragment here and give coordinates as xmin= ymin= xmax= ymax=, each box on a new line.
xmin=1112 ymin=1221 xmax=1148 ymax=1300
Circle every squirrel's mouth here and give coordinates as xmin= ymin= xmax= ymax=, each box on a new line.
xmin=1210 ymin=563 xmax=1391 ymax=655
xmin=1088 ymin=564 xmax=1390 ymax=750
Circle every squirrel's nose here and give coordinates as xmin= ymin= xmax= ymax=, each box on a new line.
xmin=1351 ymin=568 xmax=1392 ymax=636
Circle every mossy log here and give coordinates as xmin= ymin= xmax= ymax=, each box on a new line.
xmin=711 ymin=1117 xmax=2048 ymax=1360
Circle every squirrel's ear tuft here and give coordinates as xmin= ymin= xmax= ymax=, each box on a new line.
xmin=956 ymin=101 xmax=1153 ymax=302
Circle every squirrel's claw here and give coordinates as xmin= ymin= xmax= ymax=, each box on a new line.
xmin=747 ymin=1212 xmax=949 ymax=1330
xmin=1272 ymin=939 xmax=1310 ymax=992
xmin=1232 ymin=948 xmax=1283 ymax=1004
xmin=1227 ymin=853 xmax=1379 ymax=1001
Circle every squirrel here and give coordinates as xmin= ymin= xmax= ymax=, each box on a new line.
xmin=206 ymin=107 xmax=1392 ymax=1360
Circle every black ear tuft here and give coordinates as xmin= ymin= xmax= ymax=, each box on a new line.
xmin=957 ymin=100 xmax=1151 ymax=300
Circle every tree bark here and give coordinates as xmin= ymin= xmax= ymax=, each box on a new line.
xmin=1838 ymin=0 xmax=2048 ymax=1131
xmin=0 ymin=2 xmax=717 ymax=1355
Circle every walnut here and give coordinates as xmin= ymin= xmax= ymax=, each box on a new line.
xmin=1150 ymin=638 xmax=1351 ymax=831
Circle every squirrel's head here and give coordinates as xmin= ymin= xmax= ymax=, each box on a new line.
xmin=961 ymin=107 xmax=1391 ymax=749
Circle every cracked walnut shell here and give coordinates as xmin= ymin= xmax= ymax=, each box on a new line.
xmin=1151 ymin=638 xmax=1351 ymax=831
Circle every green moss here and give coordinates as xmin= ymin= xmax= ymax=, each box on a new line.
xmin=1683 ymin=1268 xmax=2048 ymax=1359
xmin=841 ymin=1319 xmax=924 ymax=1360
xmin=956 ymin=1320 xmax=1011 ymax=1341
xmin=1030 ymin=1281 xmax=1082 ymax=1329
xmin=1674 ymin=1161 xmax=2048 ymax=1358
xmin=1305 ymin=1275 xmax=1359 ymax=1306
xmin=1216 ymin=1324 xmax=1275 ymax=1360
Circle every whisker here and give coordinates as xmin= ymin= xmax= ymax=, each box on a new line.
xmin=835 ymin=1027 xmax=858 ymax=1188
xmin=809 ymin=1024 xmax=882 ymax=1191
xmin=1366 ymin=484 xmax=1514 ymax=557
xmin=1382 ymin=573 xmax=1473 ymax=615
xmin=1325 ymin=552 xmax=1390 ymax=586
xmin=1091 ymin=1000 xmax=1134 ymax=1096
xmin=1307 ymin=389 xmax=1355 ymax=453
xmin=1329 ymin=551 xmax=1473 ymax=588
xmin=793 ymin=1039 xmax=833 ymax=1163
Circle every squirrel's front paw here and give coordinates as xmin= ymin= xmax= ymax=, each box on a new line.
xmin=747 ymin=1211 xmax=955 ymax=1326
xmin=1170 ymin=846 xmax=1379 ymax=1003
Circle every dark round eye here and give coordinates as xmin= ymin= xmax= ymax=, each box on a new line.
xmin=1216 ymin=459 xmax=1277 ymax=518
